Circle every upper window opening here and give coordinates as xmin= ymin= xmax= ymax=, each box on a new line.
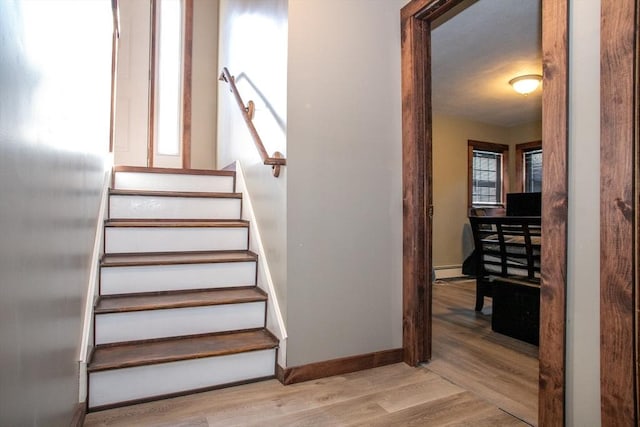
xmin=515 ymin=141 xmax=543 ymax=193
xmin=468 ymin=140 xmax=509 ymax=208
xmin=155 ymin=0 xmax=183 ymax=156
xmin=524 ymin=148 xmax=542 ymax=192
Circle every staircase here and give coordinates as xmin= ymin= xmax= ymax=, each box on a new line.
xmin=87 ymin=166 xmax=278 ymax=411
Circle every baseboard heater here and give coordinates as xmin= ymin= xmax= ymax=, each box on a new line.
xmin=434 ymin=265 xmax=465 ymax=280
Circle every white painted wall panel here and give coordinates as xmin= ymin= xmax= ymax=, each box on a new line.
xmin=100 ymin=261 xmax=257 ymax=295
xmin=109 ymin=195 xmax=241 ymax=219
xmin=114 ymin=171 xmax=234 ymax=193
xmin=89 ymin=349 xmax=275 ymax=408
xmin=105 ymin=227 xmax=248 ymax=253
xmin=95 ymin=302 xmax=266 ymax=344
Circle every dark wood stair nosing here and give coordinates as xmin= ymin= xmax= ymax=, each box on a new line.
xmin=90 ymin=327 xmax=276 ymax=349
xmin=87 ymin=375 xmax=275 ymax=413
xmin=88 ymin=329 xmax=279 ymax=373
xmin=113 ymin=165 xmax=236 ymax=177
xmin=109 ymin=189 xmax=242 ymax=199
xmin=98 ymin=285 xmax=265 ymax=299
xmin=100 ymin=250 xmax=258 ymax=267
xmin=104 ymin=219 xmax=249 ymax=228
xmin=94 ymin=287 xmax=268 ymax=314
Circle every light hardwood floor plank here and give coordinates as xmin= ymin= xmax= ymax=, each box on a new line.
xmin=85 ymin=279 xmax=537 ymax=426
xmin=427 ymin=279 xmax=538 ymax=426
xmin=351 ymin=391 xmax=527 ymax=427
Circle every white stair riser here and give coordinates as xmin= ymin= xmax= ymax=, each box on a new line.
xmin=88 ymin=349 xmax=275 ymax=409
xmin=109 ymin=195 xmax=241 ymax=220
xmin=100 ymin=262 xmax=257 ymax=295
xmin=105 ymin=227 xmax=248 ymax=253
xmin=114 ymin=171 xmax=234 ymax=193
xmin=95 ymin=302 xmax=266 ymax=345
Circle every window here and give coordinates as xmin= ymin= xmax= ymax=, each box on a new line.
xmin=473 ymin=150 xmax=502 ymax=203
xmin=515 ymin=141 xmax=543 ymax=193
xmin=524 ymin=149 xmax=542 ymax=192
xmin=155 ymin=0 xmax=183 ymax=156
xmin=468 ymin=140 xmax=509 ymax=208
xmin=148 ymin=0 xmax=193 ymax=168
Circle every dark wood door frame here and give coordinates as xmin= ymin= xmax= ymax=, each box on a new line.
xmin=400 ymin=1 xmax=569 ymax=425
xmin=600 ymin=0 xmax=638 ymax=425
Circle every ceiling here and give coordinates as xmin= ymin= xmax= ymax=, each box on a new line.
xmin=431 ymin=0 xmax=542 ymax=127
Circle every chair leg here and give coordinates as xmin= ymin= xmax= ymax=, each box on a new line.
xmin=475 ymin=278 xmax=484 ymax=311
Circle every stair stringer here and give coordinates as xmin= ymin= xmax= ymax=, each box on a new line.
xmin=235 ymin=161 xmax=287 ymax=367
xmin=77 ymin=162 xmax=112 ymax=404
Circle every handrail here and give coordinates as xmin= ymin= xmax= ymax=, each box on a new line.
xmin=112 ymin=0 xmax=120 ymax=36
xmin=219 ymin=67 xmax=286 ymax=177
xmin=109 ymin=0 xmax=120 ymax=153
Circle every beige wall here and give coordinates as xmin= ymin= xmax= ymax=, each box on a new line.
xmin=0 ymin=1 xmax=111 ymax=423
xmin=113 ymin=0 xmax=151 ymax=166
xmin=287 ymin=0 xmax=405 ymax=366
xmin=567 ymin=0 xmax=601 ymax=424
xmin=432 ymin=114 xmax=508 ymax=266
xmin=190 ymin=0 xmax=219 ymax=169
xmin=432 ymin=114 xmax=541 ymax=267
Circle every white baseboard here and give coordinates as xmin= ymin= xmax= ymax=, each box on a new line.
xmin=235 ymin=161 xmax=287 ymax=367
xmin=89 ymin=349 xmax=276 ymax=408
xmin=78 ymin=160 xmax=112 ymax=402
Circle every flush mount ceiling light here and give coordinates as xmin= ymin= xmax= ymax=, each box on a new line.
xmin=509 ymin=74 xmax=543 ymax=95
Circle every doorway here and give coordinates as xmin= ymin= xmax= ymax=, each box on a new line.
xmin=428 ymin=3 xmax=542 ymax=423
xmin=113 ymin=0 xmax=193 ymax=169
xmin=400 ymin=0 xmax=569 ymax=424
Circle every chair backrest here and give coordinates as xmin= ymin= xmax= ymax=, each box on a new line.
xmin=468 ymin=215 xmax=541 ymax=281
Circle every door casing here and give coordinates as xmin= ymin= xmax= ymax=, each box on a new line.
xmin=400 ymin=1 xmax=569 ymax=425
xmin=600 ymin=0 xmax=638 ymax=424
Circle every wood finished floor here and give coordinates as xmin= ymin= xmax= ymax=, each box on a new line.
xmin=84 ymin=279 xmax=537 ymax=426
xmin=429 ymin=279 xmax=538 ymax=426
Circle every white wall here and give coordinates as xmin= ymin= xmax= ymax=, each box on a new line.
xmin=0 ymin=1 xmax=112 ymax=423
xmin=113 ymin=0 xmax=151 ymax=166
xmin=287 ymin=0 xmax=404 ymax=366
xmin=217 ymin=0 xmax=288 ymax=317
xmin=566 ymin=0 xmax=601 ymax=424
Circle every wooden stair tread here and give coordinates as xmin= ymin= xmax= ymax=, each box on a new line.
xmin=109 ymin=189 xmax=242 ymax=199
xmin=105 ymin=219 xmax=249 ymax=228
xmin=101 ymin=250 xmax=258 ymax=267
xmin=95 ymin=287 xmax=267 ymax=313
xmin=114 ymin=166 xmax=235 ymax=177
xmin=88 ymin=329 xmax=278 ymax=372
